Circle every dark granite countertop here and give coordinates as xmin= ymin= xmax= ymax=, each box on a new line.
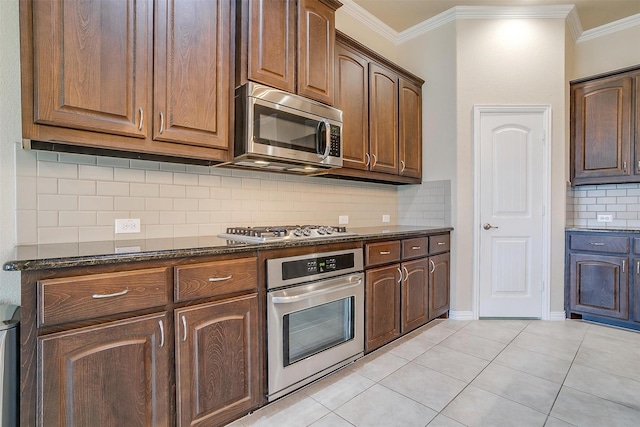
xmin=566 ymin=228 xmax=640 ymax=234
xmin=3 ymin=226 xmax=453 ymax=272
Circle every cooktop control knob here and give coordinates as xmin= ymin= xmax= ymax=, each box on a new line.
xmin=293 ymin=228 xmax=303 ymax=237
xmin=302 ymin=227 xmax=312 ymax=236
xmin=325 ymin=226 xmax=334 ymax=234
xmin=317 ymin=227 xmax=326 ymax=235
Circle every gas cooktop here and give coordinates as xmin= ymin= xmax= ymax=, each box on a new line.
xmin=218 ymin=225 xmax=356 ymax=243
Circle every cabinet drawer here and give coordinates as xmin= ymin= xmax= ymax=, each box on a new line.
xmin=569 ymin=234 xmax=629 ymax=254
xmin=365 ymin=241 xmax=401 ymax=266
xmin=402 ymin=237 xmax=428 ymax=260
xmin=174 ymin=257 xmax=257 ymax=302
xmin=429 ymin=234 xmax=450 ymax=253
xmin=38 ymin=268 xmax=169 ymax=327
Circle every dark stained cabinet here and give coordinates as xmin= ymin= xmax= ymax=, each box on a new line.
xmin=175 ymin=295 xmax=260 ymax=427
xmin=568 ymin=253 xmax=629 ymax=319
xmin=570 ymin=65 xmax=640 ymax=186
xmin=365 ymin=264 xmax=401 ymax=352
xmin=154 ymin=0 xmax=231 ymax=149
xmin=238 ymin=0 xmax=340 ymax=105
xmin=364 ymin=233 xmax=450 ymax=353
xmin=429 ymin=252 xmax=450 ymax=319
xmin=38 ymin=313 xmax=170 ymax=426
xmin=331 ymin=31 xmax=424 ymax=184
xmin=21 ymin=0 xmax=233 ymax=164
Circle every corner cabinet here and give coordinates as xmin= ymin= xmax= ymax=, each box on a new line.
xmin=570 ymin=65 xmax=640 ymax=185
xmin=20 ymin=0 xmax=233 ymax=163
xmin=565 ymin=230 xmax=640 ymax=331
xmin=237 ymin=0 xmax=341 ymax=105
xmin=330 ymin=31 xmax=424 ymax=184
xmin=364 ymin=233 xmax=450 ymax=353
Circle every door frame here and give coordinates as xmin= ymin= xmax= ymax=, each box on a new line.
xmin=472 ymin=105 xmax=552 ymax=320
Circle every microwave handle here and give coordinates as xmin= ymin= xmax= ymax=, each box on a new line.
xmin=317 ymin=119 xmax=331 ymax=160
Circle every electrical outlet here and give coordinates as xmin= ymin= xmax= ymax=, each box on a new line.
xmin=597 ymin=214 xmax=613 ymax=223
xmin=382 ymin=214 xmax=390 ymax=223
xmin=339 ymin=215 xmax=349 ymax=225
xmin=115 ymin=218 xmax=141 ymax=234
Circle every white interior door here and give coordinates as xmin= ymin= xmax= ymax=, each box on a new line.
xmin=475 ymin=107 xmax=549 ymax=318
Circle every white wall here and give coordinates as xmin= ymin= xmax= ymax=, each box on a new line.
xmin=0 ymin=0 xmax=21 ymax=305
xmin=573 ymin=25 xmax=640 ymax=79
xmin=335 ymin=6 xmax=398 ymax=62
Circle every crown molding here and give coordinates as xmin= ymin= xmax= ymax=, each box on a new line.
xmin=340 ymin=1 xmax=636 ymax=46
xmin=338 ymin=0 xmax=400 ymax=44
xmin=577 ymin=13 xmax=640 ymax=43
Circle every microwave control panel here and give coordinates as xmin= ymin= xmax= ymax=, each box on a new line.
xmin=329 ymin=125 xmax=341 ymax=157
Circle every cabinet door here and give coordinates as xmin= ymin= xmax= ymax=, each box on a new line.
xmin=399 ymin=78 xmax=422 ymax=179
xmin=32 ymin=0 xmax=151 ymax=137
xmin=369 ymin=63 xmax=399 ymax=175
xmin=569 ymin=253 xmax=629 ymax=319
xmin=154 ymin=0 xmax=231 ymax=149
xmin=572 ymin=76 xmax=632 ymax=183
xmin=175 ymin=294 xmax=261 ymax=427
xmin=429 ymin=252 xmax=450 ymax=319
xmin=38 ymin=313 xmax=170 ymax=426
xmin=334 ymin=42 xmax=369 ymax=170
xmin=635 ymin=74 xmax=640 ymax=176
xmin=401 ymin=258 xmax=429 ymax=333
xmin=365 ymin=265 xmax=400 ymax=352
xmin=247 ymin=0 xmax=296 ymax=94
xmin=297 ymin=0 xmax=335 ymax=105
xmin=634 ymin=259 xmax=640 ymax=323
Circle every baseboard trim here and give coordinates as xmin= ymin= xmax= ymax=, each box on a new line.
xmin=548 ymin=311 xmax=567 ymax=321
xmin=448 ymin=310 xmax=475 ymax=320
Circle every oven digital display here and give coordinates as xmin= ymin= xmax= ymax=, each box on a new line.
xmin=282 ymin=253 xmax=354 ymax=280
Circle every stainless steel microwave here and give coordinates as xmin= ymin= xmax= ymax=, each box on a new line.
xmin=233 ymin=82 xmax=343 ymax=174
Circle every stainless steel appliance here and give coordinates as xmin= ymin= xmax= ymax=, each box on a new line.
xmin=218 ymin=225 xmax=356 ymax=244
xmin=233 ymin=82 xmax=343 ymax=174
xmin=266 ymin=248 xmax=364 ymax=401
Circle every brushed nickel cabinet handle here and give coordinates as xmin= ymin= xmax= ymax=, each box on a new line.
xmin=158 ymin=320 xmax=165 ymax=348
xmin=397 ymin=267 xmax=402 ymax=284
xmin=623 ymin=161 xmax=627 ymax=172
xmin=365 ymin=153 xmax=371 ymax=167
xmin=636 ymin=261 xmax=639 ymax=275
xmin=159 ymin=111 xmax=164 ymax=134
xmin=637 ymin=160 xmax=640 ymax=172
xmin=437 ymin=242 xmax=446 ymax=246
xmin=208 ymin=275 xmax=232 ymax=282
xmin=138 ymin=107 xmax=144 ymax=131
xmin=400 ymin=160 xmax=406 ymax=173
xmin=411 ymin=246 xmax=421 ymax=250
xmin=379 ymin=251 xmax=391 ymax=255
xmin=589 ymin=242 xmax=605 ymax=246
xmin=371 ymin=153 xmax=378 ymax=168
xmin=92 ymin=289 xmax=128 ymax=299
xmin=181 ymin=315 xmax=187 ymax=342
xmin=403 ymin=266 xmax=409 ymax=282
xmin=622 ymin=260 xmax=626 ymax=273
xmin=430 ymin=259 xmax=435 ymax=274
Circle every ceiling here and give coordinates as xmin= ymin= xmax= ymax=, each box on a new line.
xmin=351 ymin=0 xmax=640 ymax=32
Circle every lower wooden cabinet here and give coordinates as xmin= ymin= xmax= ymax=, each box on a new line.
xmin=38 ymin=312 xmax=171 ymax=426
xmin=429 ymin=253 xmax=450 ymax=319
xmin=401 ymin=258 xmax=429 ymax=333
xmin=175 ymin=294 xmax=260 ymax=427
xmin=568 ymin=253 xmax=629 ymax=320
xmin=365 ymin=264 xmax=401 ymax=352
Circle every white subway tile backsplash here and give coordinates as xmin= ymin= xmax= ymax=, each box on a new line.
xmin=38 ymin=160 xmax=77 ymax=179
xmin=59 ymin=153 xmax=96 ymax=165
xmin=198 ymin=174 xmax=221 ymax=187
xmin=174 ymin=173 xmax=198 ymax=186
xmin=97 ymin=157 xmax=130 ymax=168
xmin=567 ymin=183 xmax=640 ymax=229
xmin=37 ymin=211 xmax=58 ymax=227
xmin=145 ymin=170 xmax=173 ymax=184
xmin=146 ymin=197 xmax=172 ymax=211
xmin=38 ymin=227 xmax=78 ymax=244
xmin=79 ymin=226 xmax=114 ymax=242
xmin=97 ymin=181 xmax=129 ymax=196
xmin=114 ymin=197 xmax=145 ymax=211
xmin=131 ymin=159 xmax=160 ymax=170
xmin=114 ymin=168 xmax=145 ymax=183
xmin=79 ymin=165 xmax=113 ymax=181
xmin=17 ymin=177 xmax=37 ymax=210
xmin=58 ymin=179 xmax=95 ymax=195
xmin=38 ymin=195 xmax=78 ymax=211
xmin=130 ymin=183 xmax=160 ymax=197
xmin=37 ymin=177 xmax=58 ymax=194
xmin=79 ymin=196 xmax=113 ymax=211
xmin=16 ymin=210 xmax=37 ymax=243
xmin=160 ymin=211 xmax=186 ymax=225
xmin=159 ymin=184 xmax=186 ymax=198
xmin=59 ymin=211 xmax=96 ymax=227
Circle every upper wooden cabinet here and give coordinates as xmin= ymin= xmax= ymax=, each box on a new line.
xmin=330 ymin=31 xmax=424 ymax=184
xmin=570 ymin=65 xmax=640 ymax=186
xmin=21 ymin=0 xmax=233 ymax=163
xmin=237 ymin=0 xmax=341 ymax=105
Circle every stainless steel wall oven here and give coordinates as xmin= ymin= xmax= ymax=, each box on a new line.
xmin=266 ymin=248 xmax=364 ymax=401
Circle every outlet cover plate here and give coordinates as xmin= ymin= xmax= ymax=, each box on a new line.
xmin=597 ymin=214 xmax=613 ymax=223
xmin=115 ymin=218 xmax=141 ymax=234
xmin=339 ymin=215 xmax=349 ymax=225
xmin=382 ymin=214 xmax=390 ymax=223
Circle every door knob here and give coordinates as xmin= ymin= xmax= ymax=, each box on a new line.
xmin=483 ymin=223 xmax=499 ymax=230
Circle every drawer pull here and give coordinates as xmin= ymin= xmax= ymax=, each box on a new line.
xmin=411 ymin=246 xmax=421 ymax=250
xmin=430 ymin=259 xmax=435 ymax=274
xmin=397 ymin=267 xmax=402 ymax=284
xmin=589 ymin=242 xmax=605 ymax=246
xmin=92 ymin=289 xmax=129 ymax=299
xmin=637 ymin=261 xmax=639 ymax=275
xmin=208 ymin=275 xmax=233 ymax=282
xmin=437 ymin=242 xmax=446 ymax=246
xmin=158 ymin=320 xmax=165 ymax=348
xmin=380 ymin=251 xmax=391 ymax=255
xmin=403 ymin=266 xmax=409 ymax=282
xmin=181 ymin=315 xmax=187 ymax=342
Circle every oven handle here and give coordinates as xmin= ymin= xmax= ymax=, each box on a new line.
xmin=271 ymin=276 xmax=362 ymax=304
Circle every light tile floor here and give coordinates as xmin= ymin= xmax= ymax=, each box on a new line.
xmin=229 ymin=319 xmax=640 ymax=427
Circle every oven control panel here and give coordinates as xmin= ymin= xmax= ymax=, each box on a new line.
xmin=267 ymin=248 xmax=364 ymax=289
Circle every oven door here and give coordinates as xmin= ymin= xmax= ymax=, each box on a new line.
xmin=267 ymin=273 xmax=364 ymax=401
